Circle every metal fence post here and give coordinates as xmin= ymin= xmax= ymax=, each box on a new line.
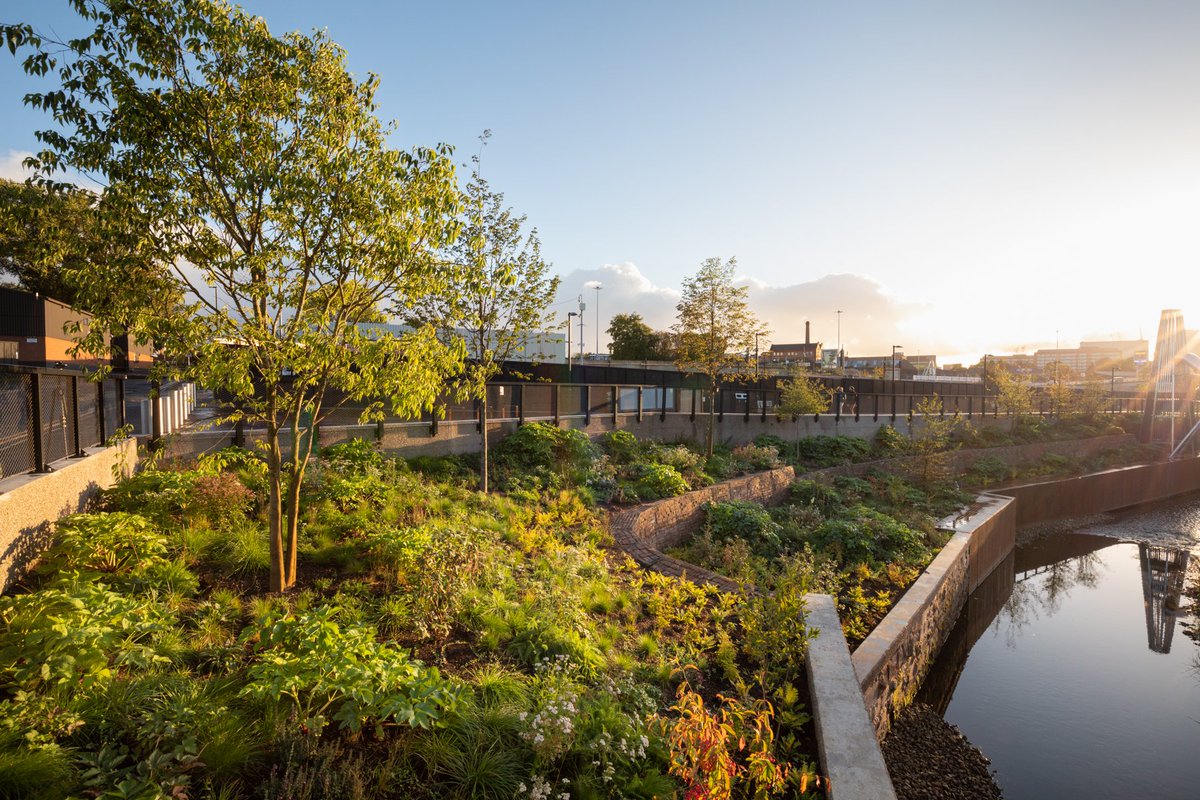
xmin=584 ymin=385 xmax=591 ymax=425
xmin=636 ymin=386 xmax=643 ymax=423
xmin=97 ymin=380 xmax=107 ymax=444
xmin=717 ymin=388 xmax=724 ymax=423
xmin=29 ymin=372 xmax=48 ymax=472
xmin=552 ymin=385 xmax=560 ymax=425
xmin=517 ymin=384 xmax=525 ymax=426
xmin=690 ymin=388 xmax=697 ymax=421
xmin=117 ymin=377 xmax=127 ymax=428
xmin=71 ymin=375 xmax=84 ymax=457
xmin=611 ymin=385 xmax=618 ymax=424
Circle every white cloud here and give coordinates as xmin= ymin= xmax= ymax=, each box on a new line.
xmin=0 ymin=150 xmax=36 ymax=182
xmin=554 ymin=263 xmax=939 ymax=358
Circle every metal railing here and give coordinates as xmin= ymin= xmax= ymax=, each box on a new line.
xmin=304 ymin=381 xmax=1150 ymax=434
xmin=0 ymin=364 xmax=129 ymax=480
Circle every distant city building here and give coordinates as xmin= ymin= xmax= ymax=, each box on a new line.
xmin=1034 ymin=339 xmax=1148 ymax=373
xmin=759 ymin=320 xmax=822 ymax=368
xmin=821 ymin=347 xmax=840 ymax=367
xmin=908 ymin=354 xmax=938 ymax=375
xmin=358 ymin=322 xmax=569 ymax=364
xmin=761 ymin=342 xmax=823 ymax=368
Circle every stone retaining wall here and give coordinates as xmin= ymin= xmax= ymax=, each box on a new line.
xmin=0 ymin=438 xmax=138 ymax=593
xmin=850 ymin=495 xmax=1016 ymax=739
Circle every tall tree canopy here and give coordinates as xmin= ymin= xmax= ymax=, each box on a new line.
xmin=607 ymin=313 xmax=672 ymax=361
xmin=410 ymin=140 xmax=559 ymax=492
xmin=3 ymin=0 xmax=465 ymax=591
xmin=672 ymin=257 xmax=762 ymax=456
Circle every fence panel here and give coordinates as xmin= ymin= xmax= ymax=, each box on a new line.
xmin=0 ymin=372 xmax=33 ymax=478
xmin=40 ymin=375 xmax=76 ymax=463
xmin=103 ymin=379 xmax=122 ymax=438
xmin=77 ymin=379 xmax=100 ymax=449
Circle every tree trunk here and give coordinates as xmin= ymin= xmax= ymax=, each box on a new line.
xmin=479 ymin=399 xmax=489 ymax=493
xmin=284 ymin=466 xmax=304 ymax=587
xmin=706 ymin=384 xmax=716 ymax=458
xmin=266 ymin=422 xmax=286 ymax=593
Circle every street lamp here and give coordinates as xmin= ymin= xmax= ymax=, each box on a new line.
xmin=567 ymin=312 xmax=578 ymax=374
xmin=836 ymin=310 xmax=843 ymax=372
xmin=594 ymin=283 xmax=602 ymax=356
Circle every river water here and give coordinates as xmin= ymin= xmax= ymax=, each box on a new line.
xmin=919 ymin=495 xmax=1200 ymax=800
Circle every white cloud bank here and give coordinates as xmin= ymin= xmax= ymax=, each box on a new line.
xmin=0 ymin=150 xmax=36 ymax=182
xmin=554 ymin=262 xmax=954 ymax=360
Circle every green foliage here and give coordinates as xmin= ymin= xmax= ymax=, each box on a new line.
xmin=730 ymin=442 xmax=782 ymax=471
xmin=627 ymin=463 xmax=690 ymax=501
xmin=871 ymin=424 xmax=909 ymax=457
xmin=492 ymin=422 xmax=596 ymax=493
xmin=793 ymin=435 xmax=872 ymax=467
xmin=807 ymin=506 xmax=928 ymax=565
xmin=704 ymin=500 xmax=783 ymax=556
xmin=0 ymin=583 xmax=170 ymax=693
xmin=672 ymin=257 xmax=763 ymax=456
xmin=778 ymin=371 xmax=829 ymax=418
xmin=241 ymin=607 xmax=461 ymax=735
xmin=101 ymin=469 xmax=195 ymax=522
xmin=43 ymin=513 xmax=167 ymax=576
xmin=607 ymin=313 xmax=673 ymax=361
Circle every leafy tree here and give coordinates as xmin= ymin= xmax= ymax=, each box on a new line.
xmin=0 ymin=178 xmax=93 ymax=303
xmin=608 ymin=313 xmax=671 ymax=361
xmin=908 ymin=394 xmax=960 ymax=486
xmin=413 ymin=141 xmax=559 ymax=492
xmin=672 ymin=257 xmax=762 ymax=457
xmin=672 ymin=257 xmax=763 ymax=455
xmin=777 ymin=369 xmax=830 ymax=452
xmin=4 ymin=1 xmax=465 ymax=591
xmin=992 ymin=364 xmax=1035 ymax=426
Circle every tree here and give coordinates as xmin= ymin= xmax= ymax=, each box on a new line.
xmin=4 ymin=1 xmax=465 ymax=591
xmin=672 ymin=257 xmax=762 ymax=456
xmin=0 ymin=178 xmax=94 ymax=303
xmin=777 ymin=369 xmax=830 ymax=453
xmin=908 ymin=394 xmax=960 ymax=486
xmin=412 ymin=146 xmax=559 ymax=492
xmin=992 ymin=364 xmax=1035 ymax=427
xmin=608 ymin=313 xmax=671 ymax=361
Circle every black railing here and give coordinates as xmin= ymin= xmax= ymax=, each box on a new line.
xmin=305 ymin=381 xmax=1149 ymax=431
xmin=0 ymin=364 xmax=127 ymax=480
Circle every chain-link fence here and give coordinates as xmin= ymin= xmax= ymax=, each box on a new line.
xmin=0 ymin=372 xmax=34 ymax=479
xmin=0 ymin=366 xmax=128 ymax=482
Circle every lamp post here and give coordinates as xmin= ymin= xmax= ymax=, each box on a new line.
xmin=892 ymin=344 xmax=903 ymax=419
xmin=837 ymin=309 xmax=843 ymax=372
xmin=567 ymin=312 xmax=577 ymax=374
xmin=594 ymin=283 xmax=602 ymax=356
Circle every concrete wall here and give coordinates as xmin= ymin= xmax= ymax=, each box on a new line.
xmin=0 ymin=437 xmax=137 ymax=593
xmin=850 ymin=495 xmax=1017 ymax=739
xmin=158 ymin=411 xmax=1020 ymax=462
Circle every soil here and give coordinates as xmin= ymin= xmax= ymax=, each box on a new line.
xmin=882 ymin=702 xmax=1003 ymax=800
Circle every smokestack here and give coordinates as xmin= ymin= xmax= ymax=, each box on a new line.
xmin=805 ymin=321 xmax=810 ymax=344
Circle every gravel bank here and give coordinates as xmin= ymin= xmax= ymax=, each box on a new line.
xmin=882 ymin=703 xmax=1003 ymax=800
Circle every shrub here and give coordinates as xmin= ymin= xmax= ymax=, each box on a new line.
xmin=807 ymin=505 xmax=927 ymax=565
xmin=240 ymin=606 xmax=461 ymax=734
xmin=320 ymin=438 xmax=386 ymax=475
xmin=703 ymin=500 xmax=783 ymax=556
xmin=42 ymin=513 xmax=168 ymax=576
xmin=789 ymin=480 xmax=845 ymax=518
xmin=598 ymin=430 xmax=641 ymax=463
xmin=493 ymin=422 xmax=596 ymax=491
xmin=795 ymin=435 xmax=872 ymax=466
xmin=871 ymin=425 xmax=908 ymax=457
xmin=731 ymin=443 xmax=782 ymax=471
xmin=205 ymin=521 xmax=271 ymax=577
xmin=967 ymin=456 xmax=1011 ymax=486
xmin=100 ymin=468 xmax=195 ymax=520
xmin=189 ymin=472 xmax=255 ymax=524
xmin=629 ymin=463 xmax=689 ymax=501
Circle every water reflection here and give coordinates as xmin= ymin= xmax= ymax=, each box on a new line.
xmin=1140 ymin=544 xmax=1190 ymax=654
xmin=920 ymin=499 xmax=1200 ymax=800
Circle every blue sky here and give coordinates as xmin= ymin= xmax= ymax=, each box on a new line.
xmin=2 ymin=0 xmax=1198 ymax=362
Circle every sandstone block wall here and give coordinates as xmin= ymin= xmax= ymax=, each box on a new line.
xmin=849 ymin=495 xmax=1016 ymax=739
